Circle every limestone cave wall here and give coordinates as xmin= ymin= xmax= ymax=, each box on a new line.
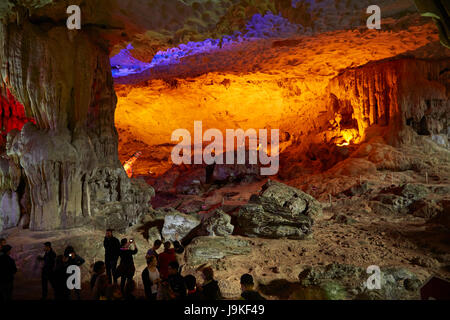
xmin=0 ymin=2 xmax=154 ymax=232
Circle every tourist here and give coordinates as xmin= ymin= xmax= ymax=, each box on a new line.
xmin=116 ymin=238 xmax=138 ymax=293
xmin=53 ymin=254 xmax=70 ymax=300
xmin=91 ymin=261 xmax=108 ymax=300
xmin=0 ymin=245 xmax=17 ymax=301
xmin=173 ymin=240 xmax=185 ymax=254
xmin=145 ymin=239 xmax=162 ymax=262
xmin=142 ymin=255 xmax=160 ymax=300
xmin=65 ymin=246 xmax=85 ymax=267
xmin=158 ymin=241 xmax=177 ymax=280
xmin=37 ymin=242 xmax=56 ymax=300
xmin=240 ymin=274 xmax=266 ymax=300
xmin=184 ymin=275 xmax=203 ymax=300
xmin=103 ymin=229 xmax=121 ymax=284
xmin=65 ymin=246 xmax=85 ymax=300
xmin=200 ymin=267 xmax=222 ymax=300
xmin=167 ymin=261 xmax=186 ymax=300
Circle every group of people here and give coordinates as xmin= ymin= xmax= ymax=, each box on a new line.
xmin=0 ymin=238 xmax=85 ymax=301
xmin=0 ymin=230 xmax=266 ymax=301
xmin=98 ymin=230 xmax=265 ymax=301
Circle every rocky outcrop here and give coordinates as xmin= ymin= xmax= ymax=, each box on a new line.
xmin=201 ymin=209 xmax=234 ymax=236
xmin=185 ymin=236 xmax=251 ymax=266
xmin=0 ymin=190 xmax=20 ymax=231
xmin=0 ymin=4 xmax=154 ymax=231
xmin=290 ymin=263 xmax=421 ymax=300
xmin=237 ymin=180 xmax=321 ymax=239
xmin=327 ymin=58 xmax=450 ymax=147
xmin=161 ymin=210 xmax=201 ymax=241
xmin=0 ymin=86 xmax=34 ymax=148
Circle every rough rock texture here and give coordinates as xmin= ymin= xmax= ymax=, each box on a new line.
xmin=161 ymin=210 xmax=201 ymax=241
xmin=327 ymin=58 xmax=450 ymax=147
xmin=0 ymin=4 xmax=154 ymax=231
xmin=201 ymin=209 xmax=234 ymax=236
xmin=237 ymin=180 xmax=322 ymax=239
xmin=0 ymin=190 xmax=20 ymax=230
xmin=289 ymin=263 xmax=421 ymax=300
xmin=185 ymin=236 xmax=251 ymax=266
xmin=0 ymin=86 xmax=34 ymax=148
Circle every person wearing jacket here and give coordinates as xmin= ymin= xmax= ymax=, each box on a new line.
xmin=116 ymin=238 xmax=138 ymax=293
xmin=240 ymin=274 xmax=266 ymax=300
xmin=0 ymin=245 xmax=17 ymax=301
xmin=103 ymin=229 xmax=120 ymax=284
xmin=37 ymin=242 xmax=56 ymax=300
xmin=200 ymin=267 xmax=222 ymax=300
xmin=53 ymin=254 xmax=70 ymax=300
xmin=141 ymin=255 xmax=160 ymax=300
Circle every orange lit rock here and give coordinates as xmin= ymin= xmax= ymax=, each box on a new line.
xmin=115 ymin=22 xmax=447 ymax=175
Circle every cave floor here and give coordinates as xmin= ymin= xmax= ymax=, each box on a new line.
xmin=5 ymin=149 xmax=449 ymax=300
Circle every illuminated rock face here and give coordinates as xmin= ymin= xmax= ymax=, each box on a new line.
xmin=0 ymin=5 xmax=154 ymax=231
xmin=114 ymin=20 xmax=449 ymax=176
xmin=0 ymin=87 xmax=34 ymax=148
xmin=0 ymin=0 xmax=448 ymax=231
xmin=327 ymin=58 xmax=450 ymax=147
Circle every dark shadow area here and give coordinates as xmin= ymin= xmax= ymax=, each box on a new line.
xmin=258 ymin=279 xmax=304 ymax=300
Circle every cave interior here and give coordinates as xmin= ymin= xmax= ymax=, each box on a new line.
xmin=0 ymin=0 xmax=449 ymax=300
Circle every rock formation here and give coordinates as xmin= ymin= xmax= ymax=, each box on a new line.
xmin=0 ymin=1 xmax=155 ymax=231
xmin=237 ymin=180 xmax=322 ymax=239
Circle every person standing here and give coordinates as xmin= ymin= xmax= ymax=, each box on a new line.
xmin=167 ymin=261 xmax=186 ymax=300
xmin=184 ymin=275 xmax=204 ymax=300
xmin=240 ymin=274 xmax=266 ymax=300
xmin=200 ymin=267 xmax=222 ymax=300
xmin=142 ymin=255 xmax=160 ymax=300
xmin=65 ymin=246 xmax=85 ymax=300
xmin=53 ymin=255 xmax=70 ymax=300
xmin=103 ymin=229 xmax=120 ymax=284
xmin=0 ymin=245 xmax=17 ymax=301
xmin=91 ymin=261 xmax=109 ymax=300
xmin=37 ymin=242 xmax=56 ymax=300
xmin=116 ymin=238 xmax=138 ymax=293
xmin=158 ymin=241 xmax=177 ymax=281
xmin=145 ymin=239 xmax=162 ymax=262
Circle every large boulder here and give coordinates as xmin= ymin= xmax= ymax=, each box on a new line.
xmin=185 ymin=236 xmax=251 ymax=266
xmin=161 ymin=210 xmax=201 ymax=241
xmin=201 ymin=210 xmax=234 ymax=236
xmin=237 ymin=180 xmax=322 ymax=239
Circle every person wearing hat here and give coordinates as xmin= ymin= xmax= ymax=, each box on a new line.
xmin=0 ymin=245 xmax=17 ymax=301
xmin=37 ymin=242 xmax=56 ymax=300
xmin=240 ymin=274 xmax=266 ymax=300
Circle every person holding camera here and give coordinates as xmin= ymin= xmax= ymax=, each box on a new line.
xmin=116 ymin=238 xmax=138 ymax=293
xmin=64 ymin=246 xmax=85 ymax=300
